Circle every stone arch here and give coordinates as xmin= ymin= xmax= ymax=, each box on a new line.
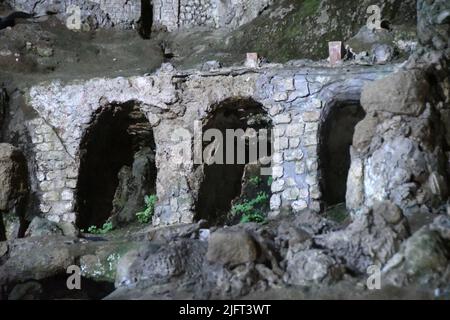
xmin=194 ymin=97 xmax=273 ymax=225
xmin=318 ymin=99 xmax=365 ymax=208
xmin=75 ymin=102 xmax=157 ymax=229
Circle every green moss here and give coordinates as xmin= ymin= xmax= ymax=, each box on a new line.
xmin=221 ymin=0 xmax=416 ymax=63
xmin=86 ymin=222 xmax=114 ymax=234
xmin=225 ymin=0 xmax=328 ymax=62
xmin=301 ymin=0 xmax=321 ymax=17
xmin=325 ymin=203 xmax=350 ymax=224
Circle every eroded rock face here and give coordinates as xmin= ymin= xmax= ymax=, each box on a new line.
xmin=383 ymin=215 xmax=450 ymax=287
xmin=347 ymin=0 xmax=450 ymax=221
xmin=284 ymin=249 xmax=344 ymax=286
xmin=360 ymin=70 xmax=429 ymax=116
xmin=417 ymin=0 xmax=450 ymax=52
xmin=348 ymin=26 xmax=416 ymax=64
xmin=371 ymin=44 xmax=395 ymax=65
xmin=347 ymin=68 xmax=448 ymax=217
xmin=214 ymin=0 xmax=271 ymax=29
xmin=227 ymin=0 xmax=416 ymax=62
xmin=0 ymin=236 xmax=76 ymax=285
xmin=115 ymin=239 xmax=207 ymax=288
xmin=0 ymin=233 xmax=146 ymax=298
xmin=24 ymin=217 xmax=63 ymax=238
xmin=111 ymin=147 xmax=156 ymax=226
xmin=0 ymin=144 xmax=28 ymax=212
xmin=6 ymin=0 xmax=141 ymax=30
xmin=0 ymin=0 xmax=449 ymax=302
xmin=315 ymin=201 xmax=409 ymax=273
xmin=0 ymin=207 xmax=447 ymax=300
xmin=206 ymin=230 xmax=259 ymax=267
xmin=0 ymin=143 xmax=28 ymax=240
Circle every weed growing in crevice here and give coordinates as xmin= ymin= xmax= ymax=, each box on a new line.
xmin=136 ymin=194 xmax=157 ymax=224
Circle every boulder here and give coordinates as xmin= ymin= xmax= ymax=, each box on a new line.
xmin=315 ymin=201 xmax=409 ymax=273
xmin=371 ymin=44 xmax=395 ymax=64
xmin=0 ymin=233 xmax=151 ymax=288
xmin=346 ymin=156 xmax=365 ymax=209
xmin=361 ymin=70 xmax=429 ymax=116
xmin=430 ymin=214 xmax=450 ymax=240
xmin=206 ymin=230 xmax=259 ymax=267
xmin=80 ymin=241 xmax=146 ymax=284
xmin=115 ymin=250 xmax=141 ymax=288
xmin=347 ymin=26 xmax=395 ymax=53
xmin=0 ymin=236 xmax=77 ymax=285
xmin=115 ymin=239 xmax=206 ymax=288
xmin=197 ymin=263 xmax=260 ymax=300
xmin=2 ymin=213 xmax=22 ymax=240
xmin=383 ymin=224 xmax=450 ymax=287
xmin=201 ymin=60 xmax=222 ymax=71
xmin=57 ymin=221 xmax=80 ymax=237
xmin=352 ymin=113 xmax=379 ymax=152
xmin=374 ymin=200 xmax=404 ymax=225
xmin=25 ymin=217 xmax=63 ymax=238
xmin=146 ymin=220 xmax=207 ymax=242
xmin=348 ymin=134 xmax=446 ymax=215
xmin=284 ymin=249 xmax=344 ymax=286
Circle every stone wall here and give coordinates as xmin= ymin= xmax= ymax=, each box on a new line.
xmin=179 ymin=0 xmax=215 ymax=28
xmin=153 ymin=0 xmax=179 ymax=31
xmin=6 ymin=0 xmax=141 ymax=30
xmin=154 ymin=0 xmax=270 ymax=31
xmin=22 ymin=63 xmax=397 ymax=225
xmin=5 ymin=0 xmax=269 ymax=31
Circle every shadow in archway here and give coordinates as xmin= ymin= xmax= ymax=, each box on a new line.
xmin=319 ymin=101 xmax=365 ymax=208
xmin=76 ymin=103 xmax=156 ymax=229
xmin=195 ymin=98 xmax=272 ymax=225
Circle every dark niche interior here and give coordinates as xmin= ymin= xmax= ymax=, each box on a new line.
xmin=76 ymin=102 xmax=156 ymax=229
xmin=195 ymin=98 xmax=272 ymax=225
xmin=319 ymin=102 xmax=365 ymax=207
xmin=139 ymin=0 xmax=153 ymax=39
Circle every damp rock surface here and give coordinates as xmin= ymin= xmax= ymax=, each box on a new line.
xmin=0 ymin=0 xmax=449 ymax=302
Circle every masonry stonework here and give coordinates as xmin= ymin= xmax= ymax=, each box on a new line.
xmin=24 ymin=63 xmax=397 ymax=225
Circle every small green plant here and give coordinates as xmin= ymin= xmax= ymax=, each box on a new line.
xmin=87 ymin=221 xmax=114 ymax=235
xmin=267 ymin=176 xmax=273 ymax=187
xmin=240 ymin=211 xmax=266 ymax=223
xmin=231 ymin=192 xmax=269 ymax=224
xmin=249 ymin=175 xmax=262 ymax=186
xmin=136 ymin=194 xmax=157 ymax=224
